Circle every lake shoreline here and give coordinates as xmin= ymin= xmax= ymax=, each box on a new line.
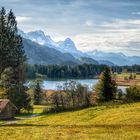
xmin=40 ymin=79 xmax=128 ymax=93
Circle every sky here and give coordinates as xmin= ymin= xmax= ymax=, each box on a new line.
xmin=1 ymin=0 xmax=140 ymax=56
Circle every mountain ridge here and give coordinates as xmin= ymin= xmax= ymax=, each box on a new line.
xmin=87 ymin=50 xmax=140 ymax=66
xmin=19 ymin=29 xmax=140 ymax=66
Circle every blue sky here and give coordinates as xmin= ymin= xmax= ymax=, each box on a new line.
xmin=1 ymin=0 xmax=140 ymax=56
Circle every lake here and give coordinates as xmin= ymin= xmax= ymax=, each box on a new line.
xmin=42 ymin=79 xmax=127 ymax=93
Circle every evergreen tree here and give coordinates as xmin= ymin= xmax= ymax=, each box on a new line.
xmin=0 ymin=67 xmax=14 ymax=89
xmin=129 ymin=73 xmax=133 ymax=80
xmin=0 ymin=7 xmax=7 ymax=74
xmin=33 ymin=81 xmax=42 ymax=105
xmin=134 ymin=73 xmax=136 ymax=79
xmin=0 ymin=7 xmax=31 ymax=112
xmin=95 ymin=67 xmax=117 ymax=101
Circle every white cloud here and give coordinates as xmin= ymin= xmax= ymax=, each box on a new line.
xmin=72 ymin=19 xmax=140 ymax=56
xmin=100 ymin=19 xmax=140 ymax=29
xmin=16 ymin=16 xmax=32 ymax=23
xmin=47 ymin=32 xmax=66 ymax=42
xmin=84 ymin=20 xmax=94 ymax=27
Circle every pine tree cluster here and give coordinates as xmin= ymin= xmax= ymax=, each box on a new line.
xmin=0 ymin=7 xmax=31 ymax=112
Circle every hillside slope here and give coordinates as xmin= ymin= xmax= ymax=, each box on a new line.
xmin=23 ymin=39 xmax=81 ymax=65
xmin=1 ymin=102 xmax=140 ymax=140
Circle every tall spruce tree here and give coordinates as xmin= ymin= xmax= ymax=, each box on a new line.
xmin=33 ymin=81 xmax=42 ymax=105
xmin=95 ymin=67 xmax=117 ymax=101
xmin=0 ymin=7 xmax=7 ymax=74
xmin=0 ymin=7 xmax=31 ymax=112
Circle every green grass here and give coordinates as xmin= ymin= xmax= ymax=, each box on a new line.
xmin=0 ymin=102 xmax=140 ymax=140
xmin=115 ymin=73 xmax=140 ymax=86
xmin=117 ymin=73 xmax=140 ymax=79
xmin=0 ymin=121 xmax=4 ymax=125
xmin=33 ymin=105 xmax=47 ymax=114
xmin=15 ymin=105 xmax=47 ymax=119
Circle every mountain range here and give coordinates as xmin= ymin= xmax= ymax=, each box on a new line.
xmin=23 ymin=38 xmax=81 ymax=65
xmin=86 ymin=50 xmax=140 ymax=66
xmin=19 ymin=29 xmax=140 ymax=66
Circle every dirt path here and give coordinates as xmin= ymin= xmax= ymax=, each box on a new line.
xmin=3 ymin=114 xmax=40 ymax=125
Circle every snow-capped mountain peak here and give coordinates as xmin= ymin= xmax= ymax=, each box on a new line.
xmin=64 ymin=38 xmax=74 ymax=44
xmin=27 ymin=30 xmax=46 ymax=45
xmin=18 ymin=29 xmax=140 ymax=66
xmin=18 ymin=29 xmax=56 ymax=46
xmin=27 ymin=30 xmax=56 ymax=46
xmin=28 ymin=30 xmax=45 ymax=37
xmin=58 ymin=38 xmax=77 ymax=52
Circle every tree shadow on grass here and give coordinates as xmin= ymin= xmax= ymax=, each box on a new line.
xmin=1 ymin=124 xmax=140 ymax=129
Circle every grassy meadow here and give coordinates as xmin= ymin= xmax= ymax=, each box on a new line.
xmin=116 ymin=73 xmax=140 ymax=86
xmin=0 ymin=102 xmax=140 ymax=140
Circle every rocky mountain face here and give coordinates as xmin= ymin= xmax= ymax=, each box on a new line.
xmin=19 ymin=30 xmax=98 ymax=65
xmin=19 ymin=29 xmax=140 ymax=66
xmin=23 ymin=39 xmax=81 ymax=65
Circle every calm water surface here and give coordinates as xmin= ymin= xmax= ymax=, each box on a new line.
xmin=42 ymin=79 xmax=127 ymax=93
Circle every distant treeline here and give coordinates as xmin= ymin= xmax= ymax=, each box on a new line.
xmin=26 ymin=64 xmax=106 ymax=79
xmin=111 ymin=65 xmax=140 ymax=73
xmin=26 ymin=64 xmax=140 ymax=79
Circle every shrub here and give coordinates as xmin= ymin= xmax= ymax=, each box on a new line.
xmin=46 ymin=81 xmax=93 ymax=112
xmin=124 ymin=76 xmax=128 ymax=80
xmin=117 ymin=89 xmax=123 ymax=100
xmin=126 ymin=85 xmax=140 ymax=102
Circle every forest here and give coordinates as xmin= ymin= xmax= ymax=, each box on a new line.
xmin=26 ymin=64 xmax=140 ymax=79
